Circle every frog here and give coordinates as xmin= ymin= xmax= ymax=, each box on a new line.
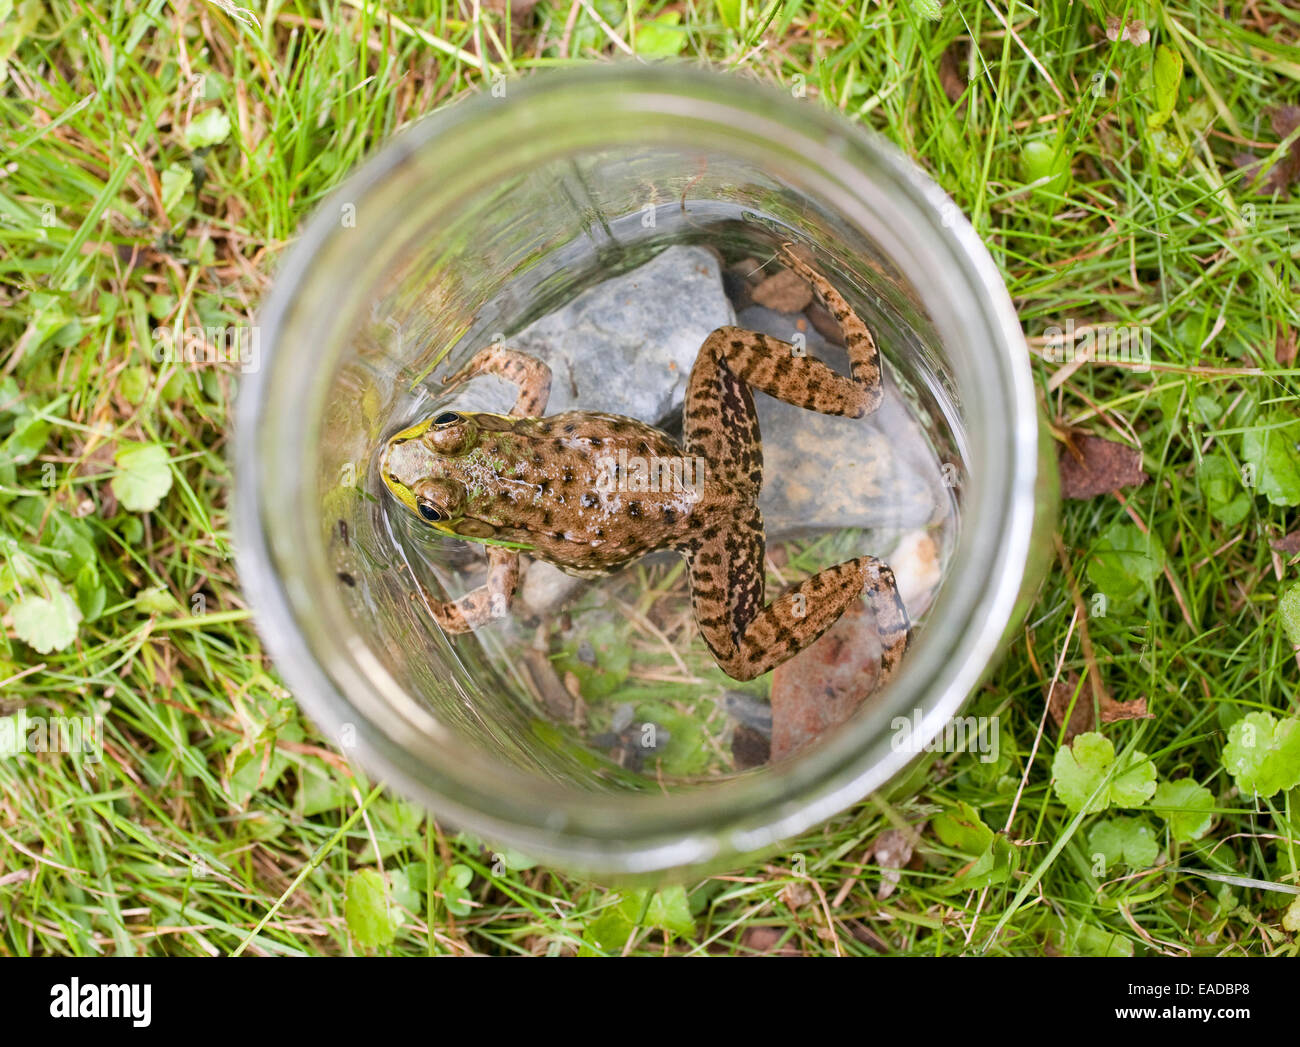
xmin=380 ymin=244 xmax=911 ymax=683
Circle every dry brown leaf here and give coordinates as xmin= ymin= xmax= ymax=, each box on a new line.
xmin=1047 ymin=671 xmax=1093 ymax=741
xmin=1275 ymin=328 xmax=1297 ymax=368
xmin=1105 ymin=15 xmax=1150 ymax=45
xmin=1234 ymin=106 xmax=1300 ymax=195
xmin=1270 ymin=530 xmax=1300 ymax=555
xmin=740 ymin=926 xmax=801 ymax=955
xmin=939 ymin=42 xmax=969 ymax=109
xmin=1100 ymin=696 xmax=1152 ymax=725
xmin=1058 ymin=434 xmax=1149 ymax=500
xmin=873 ymin=828 xmax=915 ymax=900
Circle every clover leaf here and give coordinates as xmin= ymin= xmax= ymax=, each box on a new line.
xmin=112 ymin=443 xmax=173 ymax=513
xmin=1090 ymin=816 xmax=1159 ymax=871
xmin=1241 ymin=413 xmax=1300 ymax=507
xmin=1221 ymin=712 xmax=1300 ymax=798
xmin=344 ymin=869 xmax=400 ymax=949
xmin=1086 ymin=522 xmax=1166 ymax=608
xmin=1052 ymin=732 xmax=1158 ymax=814
xmin=932 ymin=800 xmax=1019 ymax=890
xmin=11 ymin=582 xmax=82 ymax=653
xmin=438 ymin=863 xmax=474 ymax=917
xmin=1150 ymin=779 xmax=1215 ymax=842
xmin=184 ymin=108 xmax=231 ymax=150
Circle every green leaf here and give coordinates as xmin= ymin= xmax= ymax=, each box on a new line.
xmin=1089 ymin=816 xmax=1159 ymax=870
xmin=1221 ymin=712 xmax=1300 ymax=798
xmin=1052 ymin=732 xmax=1158 ymax=814
xmin=184 ymin=108 xmax=232 ymax=149
xmin=578 ymin=887 xmax=696 ymax=954
xmin=910 ymin=0 xmax=944 ymax=19
xmin=933 ymin=800 xmax=993 ymax=852
xmin=344 ymin=869 xmax=399 ymax=949
xmin=1149 ymin=127 xmax=1189 ymax=170
xmin=10 ymin=583 xmax=82 ymax=653
xmin=112 ymin=443 xmax=173 ymax=512
xmin=0 ymin=0 xmax=41 ymax=71
xmin=636 ymin=11 xmax=686 ymax=57
xmin=1150 ymin=778 xmax=1215 ymax=842
xmin=228 ymin=721 xmax=303 ymax=804
xmin=641 ymin=885 xmax=695 ymax=938
xmin=1241 ymin=414 xmax=1300 ymax=506
xmin=1197 ymin=455 xmax=1251 ymax=525
xmin=119 ymin=365 xmax=150 ymax=405
xmin=932 ymin=800 xmax=1018 ymax=888
xmin=1147 ymin=44 xmax=1183 ymax=128
xmin=1086 ymin=522 xmax=1166 ymax=607
xmin=1063 ymin=919 xmax=1134 ymax=957
xmin=716 ymin=0 xmax=741 ymax=29
xmin=438 ymin=863 xmax=474 ymax=916
xmin=389 ymin=862 xmax=428 ymax=913
xmin=1281 ymin=585 xmax=1300 ymax=650
xmin=1021 ymin=139 xmax=1072 ymax=196
xmin=554 ymin=620 xmax=629 ymax=699
xmin=296 ymin=761 xmax=350 ymax=816
xmin=3 ymin=414 xmax=50 ymax=464
xmin=73 ymin=562 xmax=106 ymax=621
xmin=135 ymin=585 xmax=179 ymax=615
xmin=160 ymin=163 xmax=193 ymax=216
xmin=48 ymin=511 xmax=96 ymax=579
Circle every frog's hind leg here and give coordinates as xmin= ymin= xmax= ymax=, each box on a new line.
xmin=441 ymin=345 xmax=551 ymax=417
xmin=413 ymin=546 xmax=520 ymax=633
xmin=686 ymin=511 xmax=910 ymax=683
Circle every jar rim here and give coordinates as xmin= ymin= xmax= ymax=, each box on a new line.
xmin=235 ymin=63 xmax=1042 ymax=875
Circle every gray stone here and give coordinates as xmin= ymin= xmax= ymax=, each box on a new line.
xmin=443 ymin=245 xmax=735 ymax=423
xmin=519 ymin=560 xmax=586 ymax=617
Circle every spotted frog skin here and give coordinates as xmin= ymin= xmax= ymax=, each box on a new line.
xmin=380 ymin=245 xmax=910 ymax=682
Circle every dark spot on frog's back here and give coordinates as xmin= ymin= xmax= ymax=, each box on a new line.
xmin=581 ymin=492 xmax=598 ymax=508
xmin=627 ymin=501 xmax=642 ymax=518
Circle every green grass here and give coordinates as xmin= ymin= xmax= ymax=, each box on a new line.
xmin=2 ymin=0 xmax=1299 ymax=956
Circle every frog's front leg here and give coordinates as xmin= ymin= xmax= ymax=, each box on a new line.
xmin=414 ymin=545 xmax=520 ymax=633
xmin=687 ymin=512 xmax=910 ymax=682
xmin=686 ymin=245 xmax=883 ymax=438
xmin=441 ymin=344 xmax=551 ymax=417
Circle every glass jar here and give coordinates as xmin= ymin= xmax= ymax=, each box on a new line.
xmin=235 ymin=64 xmax=1056 ymax=877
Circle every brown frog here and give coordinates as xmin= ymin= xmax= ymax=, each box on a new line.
xmin=380 ymin=245 xmax=910 ymax=682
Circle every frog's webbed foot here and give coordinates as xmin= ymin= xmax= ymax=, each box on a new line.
xmin=687 ymin=511 xmax=909 ymax=682
xmin=441 ymin=344 xmax=551 ymax=417
xmin=411 ymin=546 xmax=520 ymax=633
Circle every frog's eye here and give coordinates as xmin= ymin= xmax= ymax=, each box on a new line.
xmin=433 ymin=412 xmax=461 ymax=427
xmin=416 ymin=500 xmax=443 ymax=522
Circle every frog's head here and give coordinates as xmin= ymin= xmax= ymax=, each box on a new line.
xmin=380 ymin=411 xmax=480 ymax=536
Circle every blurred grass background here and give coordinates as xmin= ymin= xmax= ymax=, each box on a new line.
xmin=1 ymin=0 xmax=1298 ymax=955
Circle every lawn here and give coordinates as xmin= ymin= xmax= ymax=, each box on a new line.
xmin=1 ymin=0 xmax=1298 ymax=956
